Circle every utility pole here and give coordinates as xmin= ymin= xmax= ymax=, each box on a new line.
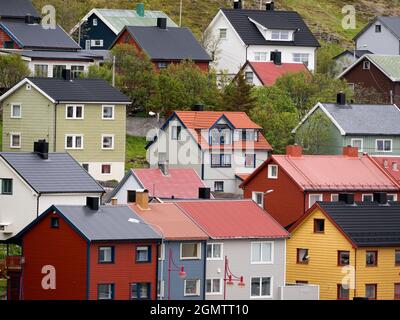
xmin=179 ymin=0 xmax=183 ymax=26
xmin=112 ymin=56 xmax=116 ymax=87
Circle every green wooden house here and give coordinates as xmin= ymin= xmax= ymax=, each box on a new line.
xmin=0 ymin=74 xmax=131 ymax=181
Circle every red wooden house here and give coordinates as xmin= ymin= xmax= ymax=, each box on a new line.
xmin=240 ymin=145 xmax=400 ymax=228
xmin=9 ymin=198 xmax=161 ymax=300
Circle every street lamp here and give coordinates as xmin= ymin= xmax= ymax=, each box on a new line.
xmin=223 ymin=256 xmax=245 ymax=300
xmin=167 ymin=247 xmax=186 ymax=300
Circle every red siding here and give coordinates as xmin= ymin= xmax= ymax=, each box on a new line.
xmin=0 ymin=28 xmax=19 ymax=49
xmin=89 ymin=242 xmax=158 ymax=300
xmin=22 ymin=212 xmax=87 ymax=300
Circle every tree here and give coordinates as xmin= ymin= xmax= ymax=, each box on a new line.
xmin=353 ymin=85 xmax=389 ymax=104
xmin=0 ymin=54 xmax=30 ymax=93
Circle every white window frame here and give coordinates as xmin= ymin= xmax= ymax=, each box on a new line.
xmin=331 ymin=194 xmax=339 ymax=202
xmin=65 ymin=134 xmax=84 ymax=150
xmin=293 ymin=53 xmax=310 ymax=66
xmin=387 ymin=194 xmax=398 ymax=202
xmin=375 ymin=139 xmax=393 ymax=152
xmin=93 ymin=18 xmax=98 ymax=26
xmin=362 ymin=194 xmax=373 ymax=202
xmin=102 ymin=105 xmax=115 ymax=120
xmin=351 ymin=138 xmax=363 ymax=152
xmin=219 ymin=28 xmax=227 ymax=40
xmin=254 ymin=52 xmax=268 ymax=61
xmin=101 ymin=134 xmax=115 ymax=150
xmin=267 ymin=165 xmax=278 ymax=179
xmin=308 ymin=194 xmax=323 ymax=208
xmin=11 ymin=103 xmax=22 ymax=119
xmin=10 ymin=132 xmax=21 ymax=149
xmin=66 ymin=105 xmax=84 ymax=120
xmin=184 ymin=279 xmax=201 ymax=297
xmin=363 ymin=61 xmax=371 ymax=70
xmin=180 ymin=242 xmax=201 ymax=260
xmin=271 ymin=30 xmax=290 ymax=40
xmin=251 ymin=241 xmax=274 ymax=264
xmin=252 ymin=191 xmax=264 ymax=208
xmin=250 ymin=276 xmax=273 ymax=299
xmin=206 ymin=278 xmax=223 ymax=295
xmin=91 ymin=39 xmax=104 ymax=47
xmin=206 ymin=243 xmax=223 ymax=261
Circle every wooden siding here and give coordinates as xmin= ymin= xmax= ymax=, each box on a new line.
xmin=343 ymin=135 xmax=400 ymax=156
xmin=0 ymin=28 xmax=19 ymax=49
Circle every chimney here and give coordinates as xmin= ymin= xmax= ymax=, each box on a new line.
xmin=266 ymin=1 xmax=275 ymax=11
xmin=157 ymin=17 xmax=167 ymax=29
xmin=111 ymin=198 xmax=118 ymax=205
xmin=233 ymin=0 xmax=242 ymax=9
xmin=25 ymin=14 xmax=35 ymax=24
xmin=136 ymin=189 xmax=150 ymax=210
xmin=136 ymin=3 xmax=145 ymax=17
xmin=192 ymin=103 xmax=205 ymax=111
xmin=34 ymin=140 xmax=49 ymax=159
xmin=62 ymin=69 xmax=72 ymax=81
xmin=158 ymin=161 xmax=169 ymax=176
xmin=286 ymin=145 xmax=303 ymax=157
xmin=339 ymin=193 xmax=355 ymax=205
xmin=343 ymin=145 xmax=358 ymax=157
xmin=373 ymin=192 xmax=388 ymax=205
xmin=271 ymin=51 xmax=282 ymax=65
xmin=199 ymin=187 xmax=211 ymax=199
xmin=86 ymin=197 xmax=100 ymax=211
xmin=337 ymin=92 xmax=346 ymax=105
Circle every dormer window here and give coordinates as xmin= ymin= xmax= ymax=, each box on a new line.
xmin=271 ymin=30 xmax=290 ymax=40
xmin=242 ymin=129 xmax=255 ymax=141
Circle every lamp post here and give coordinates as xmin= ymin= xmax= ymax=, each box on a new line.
xmin=223 ymin=256 xmax=245 ymax=300
xmin=167 ymin=247 xmax=186 ymax=300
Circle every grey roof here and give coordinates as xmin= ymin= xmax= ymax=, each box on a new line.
xmin=0 ymin=0 xmax=40 ymax=19
xmin=122 ymin=26 xmax=211 ymax=61
xmin=321 ymin=103 xmax=400 ymax=135
xmin=27 ymin=77 xmax=131 ymax=103
xmin=54 ymin=205 xmax=161 ymax=241
xmin=13 ymin=50 xmax=102 ymax=62
xmin=333 ymin=49 xmax=372 ymax=60
xmin=0 ymin=152 xmax=104 ymax=194
xmin=221 ymin=8 xmax=320 ymax=47
xmin=0 ymin=20 xmax=80 ymax=50
xmin=319 ymin=202 xmax=400 ymax=247
xmin=355 ymin=16 xmax=400 ymax=41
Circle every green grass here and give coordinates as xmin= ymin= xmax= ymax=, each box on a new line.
xmin=125 ymin=135 xmax=149 ymax=170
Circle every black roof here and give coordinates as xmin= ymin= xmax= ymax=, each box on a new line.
xmin=0 ymin=0 xmax=40 ymax=20
xmin=221 ymin=8 xmax=320 ymax=47
xmin=318 ymin=202 xmax=400 ymax=247
xmin=121 ymin=26 xmax=211 ymax=61
xmin=27 ymin=77 xmax=131 ymax=103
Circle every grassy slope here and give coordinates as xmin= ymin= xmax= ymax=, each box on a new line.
xmin=126 ymin=135 xmax=148 ymax=170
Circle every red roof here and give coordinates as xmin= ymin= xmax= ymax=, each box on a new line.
xmin=372 ymin=156 xmax=400 ymax=183
xmin=177 ymin=200 xmax=289 ymax=239
xmin=133 ymin=168 xmax=206 ymax=199
xmin=247 ymin=61 xmax=309 ymax=86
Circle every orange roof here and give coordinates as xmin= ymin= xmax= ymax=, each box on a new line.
xmin=235 ymin=173 xmax=250 ymax=181
xmin=130 ymin=203 xmax=208 ymax=241
xmin=247 ymin=61 xmax=310 ymax=86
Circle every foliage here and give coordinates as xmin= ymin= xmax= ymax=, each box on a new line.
xmin=316 ymin=43 xmax=343 ymax=76
xmin=353 ymin=85 xmax=389 ymax=104
xmin=0 ymin=55 xmax=30 ymax=92
xmin=126 ymin=135 xmax=148 ymax=170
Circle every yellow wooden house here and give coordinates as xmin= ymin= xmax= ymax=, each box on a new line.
xmin=286 ymin=193 xmax=400 ymax=300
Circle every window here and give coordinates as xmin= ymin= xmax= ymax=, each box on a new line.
xmin=207 ymin=243 xmax=222 ymax=260
xmin=337 ymin=284 xmax=349 ymax=300
xmin=252 ymin=192 xmax=264 ymax=207
xmin=251 ymin=242 xmax=273 ymax=264
xmin=171 ymin=126 xmax=182 ymax=140
xmin=136 ymin=246 xmax=151 ymax=263
xmin=181 ymin=243 xmax=201 ymax=260
xmin=219 ymin=28 xmax=227 ymax=39
xmin=363 ymin=61 xmax=370 ymax=70
xmin=242 ymin=130 xmax=256 ymax=141
xmin=362 ymin=194 xmax=373 ymax=202
xmin=245 ymin=72 xmax=254 ymax=84
xmin=184 ymin=279 xmax=200 ymax=296
xmin=375 ymin=25 xmax=382 ymax=33
xmin=65 ymin=135 xmax=83 ymax=149
xmin=85 ymin=40 xmax=91 ymax=50
xmin=309 ymin=194 xmax=323 ymax=208
xmin=395 ymin=284 xmax=400 ymax=300
xmin=206 ymin=279 xmax=222 ymax=295
xmin=245 ymin=154 xmax=256 ymax=168
xmin=331 ymin=194 xmax=339 ymax=202
xmin=393 ymin=162 xmax=398 ymax=171
xmin=3 ymin=40 xmax=14 ymax=49
xmin=251 ymin=277 xmax=272 ymax=298
xmin=296 ymin=280 xmax=308 ymax=284
xmin=348 ymin=83 xmax=355 ymax=91
xmin=34 ymin=64 xmax=48 ymax=77
xmin=271 ymin=30 xmax=289 ymax=40
xmin=102 ymin=135 xmax=114 ymax=150
xmin=102 ymin=105 xmax=114 ymax=120
xmin=71 ymin=66 xmax=85 ymax=79
xmin=101 ymin=164 xmax=111 ymax=175
xmin=351 ymin=138 xmax=363 ymax=152
xmin=267 ymin=165 xmax=278 ymax=179
xmin=376 ymin=139 xmax=392 ymax=152
xmin=293 ymin=53 xmax=310 ymax=67
xmin=366 ymin=251 xmax=378 ymax=267
xmin=395 ymin=250 xmax=400 ymax=266
xmin=297 ymin=248 xmax=309 ymax=264
xmin=98 ymin=284 xmax=114 ymax=300
xmin=99 ymin=247 xmax=114 ymax=264
xmin=53 ymin=65 xmax=66 ymax=78
xmin=211 ymin=154 xmax=231 ymax=168
xmin=93 ymin=18 xmax=98 ymax=26
xmin=10 ymin=133 xmax=21 ymax=148
xmin=338 ymin=251 xmax=350 ymax=266
xmin=127 ymin=190 xmax=136 ymax=203
xmin=131 ymin=283 xmax=151 ymax=300
xmin=91 ymin=39 xmax=104 ymax=47
xmin=313 ymin=219 xmax=325 ymax=233
xmin=66 ymin=105 xmax=84 ymax=119
xmin=158 ymin=62 xmax=168 ymax=70
xmin=214 ymin=181 xmax=224 ymax=192
xmin=82 ymin=164 xmax=89 ymax=172
xmin=50 ymin=217 xmax=59 ymax=228
xmin=365 ymin=284 xmax=377 ymax=300
xmin=254 ymin=52 xmax=268 ymax=61
xmin=1 ymin=179 xmax=13 ymax=195
xmin=388 ymin=194 xmax=398 ymax=202
xmin=11 ymin=104 xmax=21 ymax=118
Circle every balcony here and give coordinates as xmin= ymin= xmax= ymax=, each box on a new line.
xmin=5 ymin=256 xmax=22 ymax=271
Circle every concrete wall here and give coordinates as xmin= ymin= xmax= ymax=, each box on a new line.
xmin=279 ymin=284 xmax=319 ymax=300
xmin=126 ymin=117 xmax=163 ymax=137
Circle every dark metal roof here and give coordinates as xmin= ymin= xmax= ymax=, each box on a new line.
xmin=0 ymin=0 xmax=40 ymax=19
xmin=123 ymin=26 xmax=211 ymax=61
xmin=221 ymin=8 xmax=320 ymax=47
xmin=0 ymin=20 xmax=80 ymax=50
xmin=333 ymin=49 xmax=372 ymax=60
xmin=0 ymin=152 xmax=104 ymax=194
xmin=318 ymin=202 xmax=400 ymax=247
xmin=27 ymin=77 xmax=131 ymax=103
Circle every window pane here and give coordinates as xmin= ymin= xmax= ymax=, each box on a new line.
xmin=252 ymin=243 xmax=261 ymax=262
xmin=185 ymin=280 xmax=198 ymax=295
xmin=213 ymin=279 xmax=220 ymax=293
xmin=11 ymin=135 xmax=20 ymax=147
xmin=103 ymin=106 xmax=113 ymax=118
xmin=12 ymin=105 xmax=21 ymax=117
xmin=2 ymin=179 xmax=12 ymax=195
xmin=377 ymin=140 xmax=384 ymax=151
xmin=75 ymin=106 xmax=83 ymax=118
xmin=262 ymin=242 xmax=272 ymax=262
xmin=251 ymin=278 xmax=260 ymax=296
xmin=75 ymin=136 xmax=82 ymax=148
xmin=66 ymin=136 xmax=73 ymax=148
xmin=396 ymin=250 xmax=400 ymax=265
xmin=98 ymin=284 xmax=112 ymax=300
xmin=261 ymin=277 xmax=271 ymax=296
xmin=213 ymin=244 xmax=221 ymax=258
xmin=366 ymin=285 xmax=376 ymax=299
xmin=102 ymin=165 xmax=111 ymax=174
xmin=67 ymin=106 xmax=74 ymax=118
xmin=385 ymin=140 xmax=392 ymax=151
xmin=206 ymin=244 xmax=212 ymax=258
xmin=131 ymin=284 xmax=138 ymax=299
xmin=140 ymin=284 xmax=149 ymax=299
xmin=137 ymin=246 xmax=149 ymax=262
xmin=182 ymin=243 xmax=198 ymax=258
xmin=103 ymin=136 xmax=113 ymax=148
xmin=206 ymin=279 xmax=212 ymax=293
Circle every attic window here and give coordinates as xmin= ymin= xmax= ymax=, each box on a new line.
xmin=93 ymin=18 xmax=98 ymax=26
xmin=375 ymin=25 xmax=381 ymax=33
xmin=363 ymin=61 xmax=371 ymax=70
xmin=219 ymin=28 xmax=227 ymax=39
xmin=271 ymin=30 xmax=290 ymax=40
xmin=50 ymin=217 xmax=59 ymax=228
xmin=26 ymin=84 xmax=32 ymax=91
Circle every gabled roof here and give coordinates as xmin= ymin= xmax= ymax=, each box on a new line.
xmin=372 ymin=156 xmax=400 ymax=183
xmin=130 ymin=203 xmax=208 ymax=241
xmin=220 ymin=8 xmax=319 ymax=47
xmin=115 ymin=26 xmax=211 ymax=62
xmin=0 ymin=20 xmax=80 ymax=50
xmin=0 ymin=0 xmax=40 ymax=20
xmin=176 ymin=200 xmax=289 ymax=240
xmin=332 ymin=49 xmax=372 ymax=60
xmin=244 ymin=61 xmax=309 ymax=86
xmin=354 ymin=16 xmax=400 ymax=41
xmin=9 ymin=49 xmax=104 ymax=62
xmin=0 ymin=152 xmax=104 ymax=194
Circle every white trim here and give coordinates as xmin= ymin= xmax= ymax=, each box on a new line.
xmin=157 ymin=280 xmax=165 ymax=299
xmin=252 ymin=191 xmax=264 ymax=208
xmin=205 ymin=278 xmax=223 ymax=296
xmin=331 ymin=194 xmax=339 ymax=202
xmin=0 ymin=78 xmax=56 ymax=103
xmin=102 ymin=105 xmax=115 ymax=120
xmin=308 ymin=194 xmax=323 ymax=208
xmin=375 ymin=139 xmax=393 ymax=153
xmin=250 ymin=276 xmax=273 ymax=299
xmin=101 ymin=134 xmax=115 ymax=150
xmin=183 ymin=279 xmax=201 ymax=297
xmin=9 ymin=132 xmax=21 ymax=149
xmin=65 ymin=134 xmax=84 ymax=150
xmin=387 ymin=194 xmax=398 ymax=201
xmin=362 ymin=194 xmax=374 ymax=201
xmin=101 ymin=164 xmax=112 ymax=176
xmin=65 ymin=104 xmax=85 ymax=120
xmin=267 ymin=164 xmax=278 ymax=179
xmin=180 ymin=242 xmax=202 ymax=260
xmin=10 ymin=103 xmax=22 ymax=119
xmin=250 ymin=241 xmax=274 ymax=265
xmin=351 ymin=138 xmax=363 ymax=152
xmin=206 ymin=243 xmax=223 ymax=261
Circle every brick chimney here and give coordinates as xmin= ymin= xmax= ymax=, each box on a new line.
xmin=286 ymin=145 xmax=303 ymax=157
xmin=136 ymin=189 xmax=149 ymax=210
xmin=343 ymin=146 xmax=358 ymax=157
